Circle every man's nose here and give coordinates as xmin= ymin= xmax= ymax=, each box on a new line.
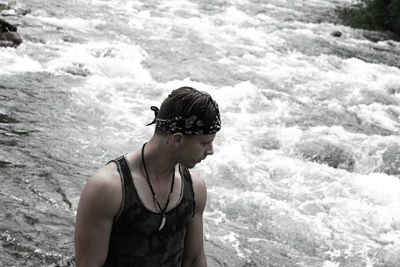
xmin=205 ymin=143 xmax=214 ymax=155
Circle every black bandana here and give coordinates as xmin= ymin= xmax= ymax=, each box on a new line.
xmin=147 ymin=104 xmax=221 ymax=135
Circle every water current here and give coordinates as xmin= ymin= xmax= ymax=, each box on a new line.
xmin=1 ymin=0 xmax=400 ymax=266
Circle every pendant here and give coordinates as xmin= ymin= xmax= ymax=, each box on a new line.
xmin=158 ymin=214 xmax=166 ymax=231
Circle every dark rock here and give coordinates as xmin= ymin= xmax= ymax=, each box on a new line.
xmin=376 ymin=145 xmax=400 ymax=175
xmin=0 ymin=31 xmax=22 ymax=45
xmin=0 ymin=18 xmax=22 ymax=47
xmin=295 ymin=139 xmax=355 ymax=171
xmin=17 ymin=8 xmax=31 ymax=16
xmin=331 ymin=30 xmax=342 ymax=37
xmin=386 ymin=87 xmax=400 ymax=95
xmin=362 ymin=31 xmax=392 ymax=43
xmin=0 ymin=18 xmax=17 ymax=32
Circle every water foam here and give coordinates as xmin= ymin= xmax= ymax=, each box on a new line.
xmin=0 ymin=47 xmax=43 ymax=74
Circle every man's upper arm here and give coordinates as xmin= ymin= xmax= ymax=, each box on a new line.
xmin=74 ymin=165 xmax=122 ymax=267
xmin=183 ymin=173 xmax=207 ymax=267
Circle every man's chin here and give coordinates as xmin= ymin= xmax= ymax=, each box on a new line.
xmin=182 ymin=162 xmax=197 ymax=169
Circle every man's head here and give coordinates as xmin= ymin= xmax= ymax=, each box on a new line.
xmin=147 ymin=86 xmax=221 ymax=168
xmin=148 ymin=86 xmax=221 ymax=136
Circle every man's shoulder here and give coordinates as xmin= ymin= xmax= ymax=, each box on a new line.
xmin=87 ymin=161 xmax=121 ymax=196
xmin=77 ymin=161 xmax=123 ymax=219
xmin=187 ymin=170 xmax=207 ymax=210
xmin=188 ymin=171 xmax=206 ymax=189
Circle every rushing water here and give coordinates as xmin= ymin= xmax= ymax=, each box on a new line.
xmin=1 ymin=0 xmax=400 ymax=266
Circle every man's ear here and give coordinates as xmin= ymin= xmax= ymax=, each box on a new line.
xmin=171 ymin=132 xmax=183 ymax=146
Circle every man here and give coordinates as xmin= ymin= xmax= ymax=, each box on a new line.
xmin=75 ymin=86 xmax=221 ymax=267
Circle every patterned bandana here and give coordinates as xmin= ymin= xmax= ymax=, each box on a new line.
xmin=146 ymin=104 xmax=221 ymax=135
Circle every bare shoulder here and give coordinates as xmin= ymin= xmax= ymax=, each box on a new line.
xmin=190 ymin=172 xmax=207 ymax=192
xmin=88 ymin=163 xmax=121 ymax=196
xmin=91 ymin=162 xmax=120 ymax=188
xmin=79 ymin=162 xmax=122 ymax=218
xmin=189 ymin=171 xmax=207 ymax=213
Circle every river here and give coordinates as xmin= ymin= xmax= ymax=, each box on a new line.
xmin=1 ymin=0 xmax=400 ymax=266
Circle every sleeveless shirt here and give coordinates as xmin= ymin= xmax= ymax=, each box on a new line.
xmin=103 ymin=155 xmax=196 ymax=267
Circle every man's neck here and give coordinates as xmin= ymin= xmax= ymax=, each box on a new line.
xmin=140 ymin=136 xmax=177 ymax=182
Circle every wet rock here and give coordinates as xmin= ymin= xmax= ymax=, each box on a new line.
xmin=331 ymin=31 xmax=342 ymax=37
xmin=0 ymin=113 xmax=19 ymax=123
xmin=63 ymin=63 xmax=91 ymax=77
xmin=62 ymin=35 xmax=82 ymax=43
xmin=17 ymin=8 xmax=31 ymax=16
xmin=0 ymin=2 xmax=31 ymax=16
xmin=0 ymin=18 xmax=16 ymax=31
xmin=0 ymin=18 xmax=22 ymax=47
xmin=386 ymin=87 xmax=400 ymax=95
xmin=252 ymin=134 xmax=280 ymax=150
xmin=0 ymin=31 xmax=22 ymax=47
xmin=1 ymin=8 xmax=16 ymax=16
xmin=0 ymin=160 xmax=12 ymax=168
xmin=294 ymin=139 xmax=355 ymax=171
xmin=362 ymin=31 xmax=390 ymax=43
xmin=376 ymin=145 xmax=400 ymax=175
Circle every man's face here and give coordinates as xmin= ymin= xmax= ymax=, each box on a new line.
xmin=179 ymin=133 xmax=216 ymax=168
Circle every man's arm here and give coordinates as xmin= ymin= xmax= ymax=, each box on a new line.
xmin=74 ymin=164 xmax=122 ymax=267
xmin=182 ymin=173 xmax=208 ymax=267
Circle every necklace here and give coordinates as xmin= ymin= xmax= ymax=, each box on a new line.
xmin=141 ymin=143 xmax=175 ymax=231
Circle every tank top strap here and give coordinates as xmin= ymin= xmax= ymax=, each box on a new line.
xmin=179 ymin=164 xmax=192 ymax=185
xmin=106 ymin=155 xmax=134 ymax=222
xmin=107 ymin=155 xmax=133 ymax=186
xmin=178 ymin=164 xmax=195 ymax=217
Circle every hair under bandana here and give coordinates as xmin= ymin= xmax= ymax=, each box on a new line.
xmin=147 ymin=103 xmax=221 ymax=135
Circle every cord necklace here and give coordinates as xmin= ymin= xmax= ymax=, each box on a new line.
xmin=141 ymin=143 xmax=175 ymax=231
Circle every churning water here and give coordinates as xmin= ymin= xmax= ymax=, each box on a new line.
xmin=1 ymin=0 xmax=400 ymax=266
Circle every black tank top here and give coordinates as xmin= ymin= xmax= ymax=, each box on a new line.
xmin=103 ymin=155 xmax=195 ymax=267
